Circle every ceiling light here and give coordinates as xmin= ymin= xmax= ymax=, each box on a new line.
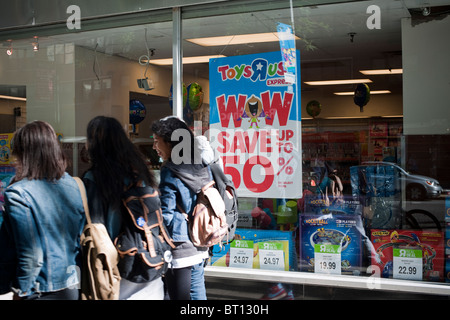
xmin=360 ymin=69 xmax=402 ymax=75
xmin=0 ymin=95 xmax=27 ymax=101
xmin=381 ymin=115 xmax=403 ymax=118
xmin=186 ymin=32 xmax=300 ymax=47
xmin=323 ymin=116 xmax=371 ymax=119
xmin=334 ymin=90 xmax=391 ymax=95
xmin=149 ymin=55 xmax=226 ymax=65
xmin=304 ymin=79 xmax=372 ymax=86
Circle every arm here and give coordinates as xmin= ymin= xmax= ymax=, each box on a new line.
xmin=158 ymin=167 xmax=178 ymax=231
xmin=3 ymin=187 xmax=43 ymax=296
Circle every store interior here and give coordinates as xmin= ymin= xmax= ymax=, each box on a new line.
xmin=1 ymin=0 xmax=449 ymax=185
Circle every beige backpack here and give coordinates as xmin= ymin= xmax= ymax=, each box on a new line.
xmin=188 ymin=181 xmax=229 ymax=247
xmin=74 ymin=177 xmax=121 ymax=300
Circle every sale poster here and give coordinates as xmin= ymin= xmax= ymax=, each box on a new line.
xmin=277 ymin=22 xmax=297 ymax=83
xmin=208 ymin=51 xmax=302 ymax=198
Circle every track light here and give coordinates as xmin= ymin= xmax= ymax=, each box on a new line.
xmin=6 ymin=40 xmax=13 ymax=56
xmin=32 ymin=36 xmax=39 ymax=52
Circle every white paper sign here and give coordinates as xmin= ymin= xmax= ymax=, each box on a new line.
xmin=314 ymin=244 xmax=341 ymax=275
xmin=393 ymin=248 xmax=422 ymax=281
xmin=229 ymin=240 xmax=254 ymax=269
xmin=258 ymin=242 xmax=285 ymax=271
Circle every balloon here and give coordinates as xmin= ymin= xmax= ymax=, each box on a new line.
xmin=186 ymin=82 xmax=204 ymax=111
xmin=169 ymin=83 xmax=187 ymax=109
xmin=306 ymin=100 xmax=322 ymax=118
xmin=129 ymin=99 xmax=146 ymax=124
xmin=354 ymin=83 xmax=370 ymax=112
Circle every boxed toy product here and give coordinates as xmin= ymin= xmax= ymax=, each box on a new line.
xmin=371 ymin=229 xmax=444 ymax=282
xmin=210 ymin=228 xmax=296 ymax=271
xmin=299 ymin=214 xmax=363 ymax=275
xmin=0 ymin=134 xmax=13 ymax=165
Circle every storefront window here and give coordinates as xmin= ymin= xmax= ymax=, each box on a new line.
xmin=0 ymin=0 xmax=449 ymax=299
xmin=180 ymin=0 xmax=450 ymax=297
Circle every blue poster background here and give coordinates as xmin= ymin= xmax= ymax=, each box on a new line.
xmin=209 ymin=50 xmax=300 ymax=126
xmin=208 ymin=50 xmax=302 ymax=198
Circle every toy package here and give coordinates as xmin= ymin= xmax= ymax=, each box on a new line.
xmin=0 ymin=134 xmax=13 ymax=165
xmin=299 ymin=214 xmax=363 ymax=275
xmin=371 ymin=229 xmax=445 ymax=282
xmin=303 ymin=194 xmax=362 ymax=216
xmin=210 ymin=228 xmax=297 ymax=271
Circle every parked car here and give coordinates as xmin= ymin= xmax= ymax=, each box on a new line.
xmin=362 ymin=161 xmax=443 ymax=201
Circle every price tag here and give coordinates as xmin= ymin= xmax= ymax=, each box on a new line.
xmin=314 ymin=244 xmax=341 ymax=275
xmin=258 ymin=242 xmax=285 ymax=271
xmin=229 ymin=240 xmax=254 ymax=269
xmin=393 ymin=248 xmax=422 ymax=281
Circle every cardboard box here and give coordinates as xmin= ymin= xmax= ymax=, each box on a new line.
xmin=299 ymin=214 xmax=363 ymax=275
xmin=371 ymin=229 xmax=444 ymax=282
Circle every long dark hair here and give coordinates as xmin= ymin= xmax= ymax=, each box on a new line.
xmin=86 ymin=116 xmax=156 ymax=203
xmin=12 ymin=120 xmax=67 ymax=183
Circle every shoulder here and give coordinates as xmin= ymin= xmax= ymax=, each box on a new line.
xmin=159 ymin=164 xmax=177 ymax=181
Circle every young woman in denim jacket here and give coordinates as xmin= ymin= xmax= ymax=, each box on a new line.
xmin=82 ymin=116 xmax=163 ymax=300
xmin=151 ymin=116 xmax=210 ymax=300
xmin=0 ymin=121 xmax=86 ymax=300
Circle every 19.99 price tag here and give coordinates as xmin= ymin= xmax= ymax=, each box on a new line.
xmin=314 ymin=244 xmax=341 ymax=275
xmin=393 ymin=248 xmax=422 ymax=281
xmin=229 ymin=240 xmax=254 ymax=268
xmin=258 ymin=242 xmax=285 ymax=271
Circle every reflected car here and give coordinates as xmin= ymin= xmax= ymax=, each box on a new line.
xmin=362 ymin=161 xmax=443 ymax=201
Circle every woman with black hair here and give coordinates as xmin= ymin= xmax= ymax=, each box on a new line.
xmin=151 ymin=116 xmax=210 ymax=300
xmin=82 ymin=115 xmax=163 ymax=300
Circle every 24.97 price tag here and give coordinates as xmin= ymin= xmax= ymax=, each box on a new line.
xmin=314 ymin=244 xmax=341 ymax=275
xmin=258 ymin=242 xmax=285 ymax=271
xmin=229 ymin=240 xmax=254 ymax=269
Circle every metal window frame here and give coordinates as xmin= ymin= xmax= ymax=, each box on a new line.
xmin=205 ymin=266 xmax=450 ymax=297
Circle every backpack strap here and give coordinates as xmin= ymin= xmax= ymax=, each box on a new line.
xmin=74 ymin=177 xmax=91 ymax=225
xmin=201 ymin=181 xmax=215 ymax=193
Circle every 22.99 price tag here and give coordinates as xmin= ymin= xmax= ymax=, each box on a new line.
xmin=393 ymin=248 xmax=422 ymax=281
xmin=258 ymin=242 xmax=285 ymax=271
xmin=314 ymin=244 xmax=341 ymax=275
xmin=229 ymin=240 xmax=254 ymax=269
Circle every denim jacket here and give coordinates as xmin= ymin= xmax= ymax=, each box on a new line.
xmin=159 ymin=162 xmax=212 ymax=242
xmin=0 ymin=173 xmax=86 ymax=297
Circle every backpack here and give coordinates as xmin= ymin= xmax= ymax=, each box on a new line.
xmin=208 ymin=161 xmax=239 ymax=244
xmin=165 ymin=162 xmax=229 ymax=247
xmin=190 ymin=179 xmax=229 ymax=247
xmin=115 ymin=184 xmax=175 ymax=283
xmin=75 ymin=177 xmax=121 ymax=300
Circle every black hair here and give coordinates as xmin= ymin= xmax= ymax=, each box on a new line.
xmin=86 ymin=116 xmax=156 ymax=203
xmin=151 ymin=116 xmax=200 ymax=164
